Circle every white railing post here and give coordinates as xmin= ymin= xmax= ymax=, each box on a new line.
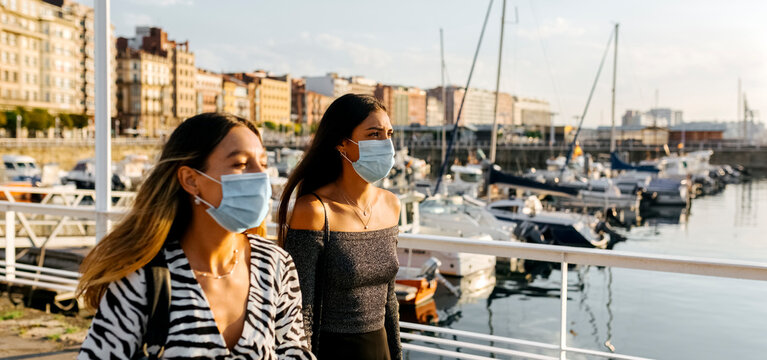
xmin=5 ymin=211 xmax=15 ymax=280
xmin=560 ymin=261 xmax=568 ymax=360
xmin=95 ymin=0 xmax=112 ymax=242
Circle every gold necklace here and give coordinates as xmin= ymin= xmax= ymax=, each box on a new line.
xmin=192 ymin=248 xmax=239 ymax=280
xmin=339 ymin=191 xmax=374 ymax=229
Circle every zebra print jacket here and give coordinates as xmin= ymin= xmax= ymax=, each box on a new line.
xmin=78 ymin=235 xmax=315 ymax=360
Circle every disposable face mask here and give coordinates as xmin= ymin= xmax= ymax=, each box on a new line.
xmin=193 ymin=170 xmax=271 ymax=233
xmin=340 ymin=138 xmax=395 ymax=183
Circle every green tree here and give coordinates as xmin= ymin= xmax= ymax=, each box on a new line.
xmin=264 ymin=121 xmax=277 ymax=131
xmin=294 ymin=123 xmax=302 ymax=135
xmin=26 ymin=108 xmax=54 ymax=136
xmin=310 ymin=123 xmax=319 ymax=134
xmin=0 ymin=111 xmax=6 ymax=128
xmin=4 ymin=108 xmax=24 ymax=137
xmin=525 ymin=130 xmax=542 ymax=139
xmin=70 ymin=114 xmax=89 ymax=129
xmin=58 ymin=113 xmax=73 ymax=128
xmin=3 ymin=111 xmax=15 ymax=136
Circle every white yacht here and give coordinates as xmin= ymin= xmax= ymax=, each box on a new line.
xmin=398 ymin=193 xmax=500 ymax=277
xmin=486 ymin=196 xmax=612 ymax=249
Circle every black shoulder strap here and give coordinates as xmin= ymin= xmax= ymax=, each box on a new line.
xmin=135 ymin=250 xmax=171 ymax=360
xmin=309 ymin=192 xmax=328 ymax=354
xmin=311 ymin=192 xmax=329 ymax=235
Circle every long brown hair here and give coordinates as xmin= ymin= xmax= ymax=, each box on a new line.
xmin=277 ymin=94 xmax=386 ymax=246
xmin=77 ymin=113 xmax=261 ymax=309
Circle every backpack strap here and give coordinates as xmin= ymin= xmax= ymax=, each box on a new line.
xmin=135 ymin=250 xmax=171 ymax=360
xmin=309 ymin=192 xmax=328 ymax=354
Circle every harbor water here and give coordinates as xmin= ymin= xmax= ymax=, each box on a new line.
xmin=404 ymin=179 xmax=767 ymax=359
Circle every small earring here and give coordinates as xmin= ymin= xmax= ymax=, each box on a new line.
xmin=194 ymin=196 xmax=201 ymax=205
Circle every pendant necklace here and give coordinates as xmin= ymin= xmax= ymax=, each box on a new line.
xmin=340 ymin=191 xmax=374 ymax=229
xmin=192 ymin=247 xmax=239 ymax=280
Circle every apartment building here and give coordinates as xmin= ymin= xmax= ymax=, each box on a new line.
xmin=427 ymin=86 xmax=517 ymax=127
xmin=115 ymin=47 xmax=172 ymax=137
xmin=0 ymin=0 xmax=115 ymax=119
xmin=195 ymin=68 xmax=222 ymax=113
xmin=222 ymin=75 xmax=249 ymax=120
xmin=348 ymin=76 xmax=376 ymax=96
xmin=254 ymin=74 xmax=290 ymax=126
xmin=305 ymin=72 xmax=349 ymax=98
xmin=512 ymin=96 xmax=551 ymax=130
xmin=121 ymin=26 xmax=195 ymax=127
xmin=291 ymin=78 xmax=333 ymax=128
xmin=375 ymin=84 xmax=426 ymax=126
xmin=229 ymin=71 xmax=291 ymax=126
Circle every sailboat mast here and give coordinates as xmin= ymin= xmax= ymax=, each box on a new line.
xmin=440 ymin=29 xmax=447 ymax=163
xmin=490 ymin=0 xmax=507 ymax=164
xmin=609 ymin=23 xmax=619 ymax=153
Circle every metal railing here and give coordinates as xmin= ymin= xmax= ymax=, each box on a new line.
xmin=2 ymin=201 xmax=767 ymax=359
xmin=2 ymin=137 xmax=762 ymax=151
xmin=0 ymin=138 xmax=163 ymax=148
xmin=0 ymin=186 xmax=134 ymax=248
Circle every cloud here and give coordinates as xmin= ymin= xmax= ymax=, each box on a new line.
xmin=516 ymin=17 xmax=586 ymax=40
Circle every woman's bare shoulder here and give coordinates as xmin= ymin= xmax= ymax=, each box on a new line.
xmin=289 ymin=193 xmax=327 ymax=231
xmin=377 ymin=188 xmax=401 ymax=222
xmin=378 ymin=188 xmax=400 ymax=209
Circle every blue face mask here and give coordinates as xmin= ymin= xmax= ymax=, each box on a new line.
xmin=340 ymin=138 xmax=396 ymax=183
xmin=193 ymin=170 xmax=272 ymax=233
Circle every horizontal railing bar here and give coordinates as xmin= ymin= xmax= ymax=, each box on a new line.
xmin=0 ymin=261 xmax=81 ymax=278
xmin=398 ymin=233 xmax=767 ymax=281
xmin=2 ymin=213 xmax=766 ymax=282
xmin=0 ymin=201 xmax=125 ymax=221
xmin=0 ymin=275 xmax=77 ymax=292
xmin=0 ymin=237 xmax=96 ymax=249
xmin=563 ymin=346 xmax=653 ymax=360
xmin=402 ymin=343 xmax=497 ymax=360
xmin=0 ymin=186 xmax=135 ymax=197
xmin=0 ymin=268 xmax=80 ymax=285
xmin=0 ymin=220 xmax=97 ymax=225
xmin=401 ymin=332 xmax=558 ymax=360
xmin=400 ymin=322 xmax=559 ymax=350
xmin=2 ymin=204 xmax=767 ymax=282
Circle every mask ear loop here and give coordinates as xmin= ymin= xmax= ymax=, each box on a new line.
xmin=339 ymin=138 xmax=359 ymax=164
xmin=339 ymin=150 xmax=354 ymax=165
xmin=192 ymin=169 xmax=221 ymax=209
xmin=194 ymin=169 xmax=222 ymax=185
xmin=194 ymin=194 xmax=215 ymax=209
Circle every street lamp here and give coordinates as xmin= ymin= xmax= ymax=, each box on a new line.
xmin=16 ymin=114 xmax=21 ymax=141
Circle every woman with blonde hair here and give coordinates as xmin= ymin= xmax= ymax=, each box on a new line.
xmin=278 ymin=94 xmax=401 ymax=359
xmin=77 ymin=113 xmax=313 ymax=359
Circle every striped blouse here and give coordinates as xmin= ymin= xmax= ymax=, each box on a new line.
xmin=78 ymin=235 xmax=314 ymax=359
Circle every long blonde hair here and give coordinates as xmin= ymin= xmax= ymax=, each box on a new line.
xmin=77 ymin=113 xmax=261 ymax=309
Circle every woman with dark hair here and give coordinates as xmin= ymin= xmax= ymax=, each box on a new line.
xmin=278 ymin=94 xmax=401 ymax=359
xmin=78 ymin=113 xmax=314 ymax=359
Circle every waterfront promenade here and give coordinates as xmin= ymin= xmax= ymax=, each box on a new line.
xmin=2 ymin=138 xmax=765 ymax=175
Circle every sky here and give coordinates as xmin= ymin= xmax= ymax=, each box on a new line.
xmin=81 ymin=0 xmax=766 ymax=127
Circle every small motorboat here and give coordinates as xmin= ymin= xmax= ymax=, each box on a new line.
xmin=395 ymin=276 xmax=437 ymax=306
xmin=396 ymin=257 xmax=441 ymax=306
